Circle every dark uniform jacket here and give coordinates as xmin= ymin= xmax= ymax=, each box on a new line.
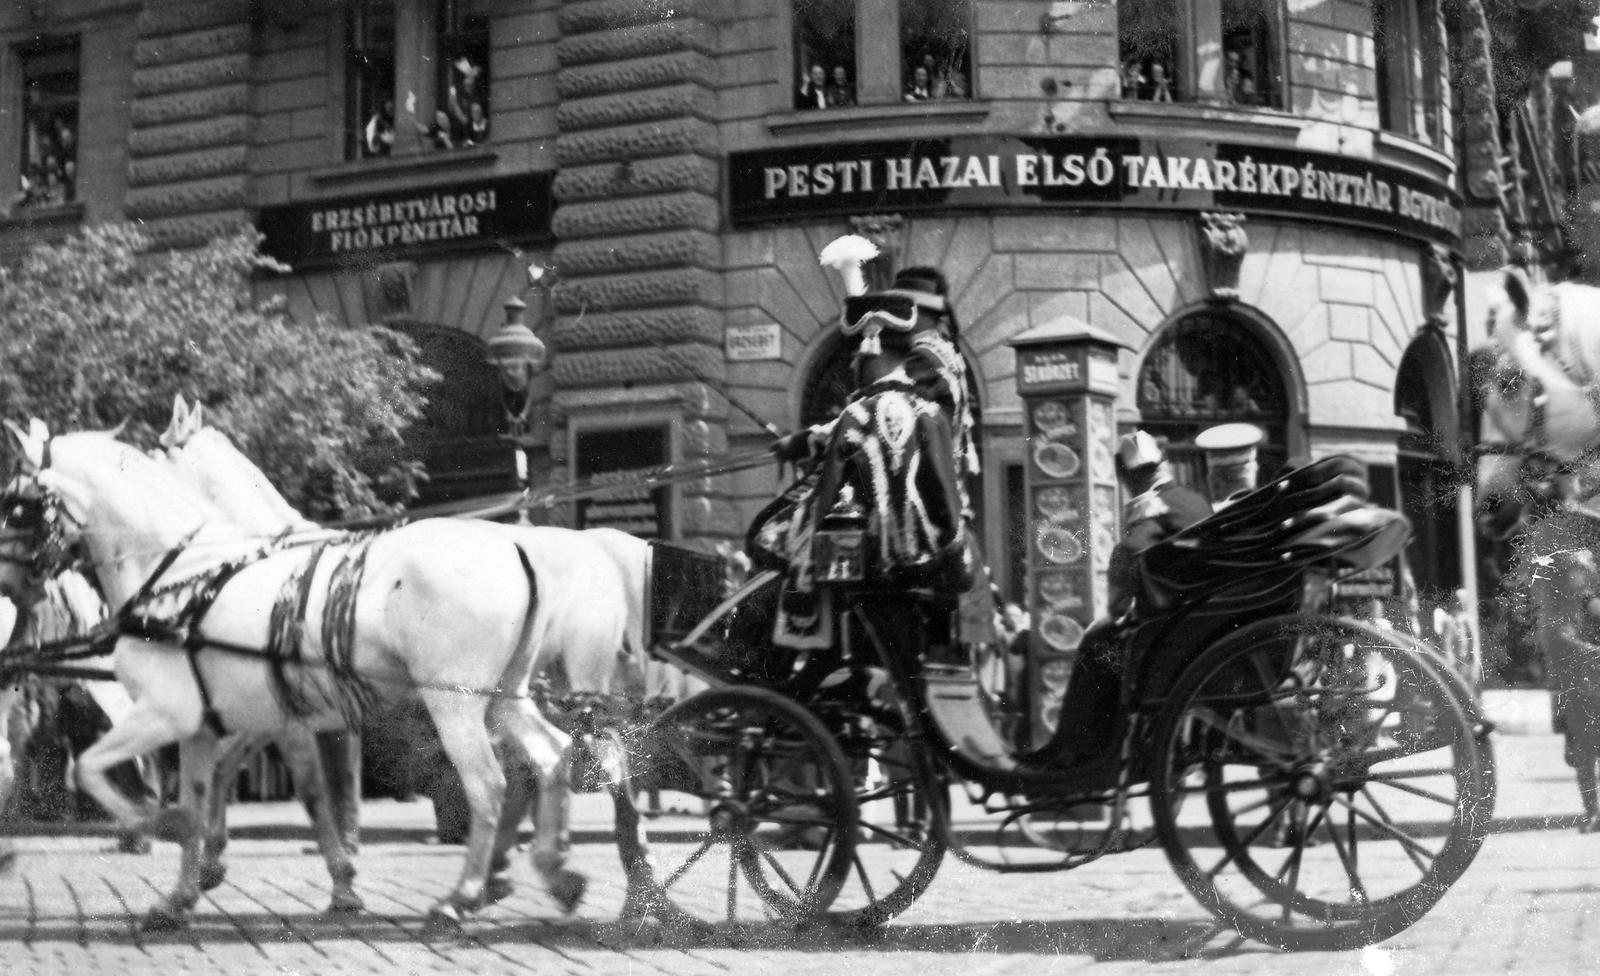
xmin=1106 ymin=481 xmax=1213 ymax=619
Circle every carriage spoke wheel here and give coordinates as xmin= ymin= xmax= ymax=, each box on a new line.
xmin=1150 ymin=615 xmax=1495 ymax=951
xmin=621 ymin=686 xmax=857 ymax=932
xmin=822 ymin=704 xmax=949 ymax=929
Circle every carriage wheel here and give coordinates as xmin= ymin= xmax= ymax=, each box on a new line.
xmin=619 ymin=686 xmax=857 ymax=931
xmin=1149 ymin=615 xmax=1495 ymax=952
xmin=822 ymin=703 xmax=949 ymax=928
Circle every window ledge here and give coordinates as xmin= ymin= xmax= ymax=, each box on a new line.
xmin=0 ymin=201 xmax=84 ymax=232
xmin=766 ymin=100 xmax=992 ymax=137
xmin=1375 ymin=131 xmax=1453 ymax=174
xmin=309 ymin=145 xmax=499 ymax=188
xmin=1107 ymin=100 xmax=1305 ymax=131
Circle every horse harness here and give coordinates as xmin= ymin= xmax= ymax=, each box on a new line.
xmin=114 ymin=535 xmax=373 ymax=738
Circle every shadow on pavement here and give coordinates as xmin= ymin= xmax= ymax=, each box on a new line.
xmin=0 ymin=912 xmax=1270 ymax=963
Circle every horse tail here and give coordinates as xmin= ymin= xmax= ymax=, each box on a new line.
xmin=509 ymin=543 xmax=542 ymax=686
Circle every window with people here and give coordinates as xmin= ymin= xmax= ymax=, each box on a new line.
xmin=899 ymin=0 xmax=971 ymax=103
xmin=345 ymin=0 xmax=490 ymax=162
xmin=1118 ymin=0 xmax=1282 ymax=109
xmin=790 ymin=0 xmax=971 ymax=111
xmin=1118 ymin=0 xmax=1183 ymax=103
xmin=793 ymin=0 xmax=856 ymax=110
xmin=1221 ymin=0 xmax=1283 ymax=110
xmin=12 ymin=37 xmax=79 ymax=213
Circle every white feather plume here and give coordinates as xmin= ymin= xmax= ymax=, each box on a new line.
xmin=818 ymin=234 xmax=880 ymax=297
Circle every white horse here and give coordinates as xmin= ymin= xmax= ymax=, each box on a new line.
xmin=155 ymin=398 xmax=670 ymax=904
xmin=149 ymin=399 xmax=364 ymax=910
xmin=0 ymin=423 xmax=636 ymax=932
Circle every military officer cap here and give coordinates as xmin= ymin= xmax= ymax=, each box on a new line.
xmin=1195 ymin=423 xmax=1264 ymax=469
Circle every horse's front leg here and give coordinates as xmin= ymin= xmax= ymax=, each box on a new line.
xmin=141 ymin=732 xmax=223 ymax=932
xmin=418 ymin=689 xmax=504 ymax=931
xmin=74 ymin=703 xmax=199 ymax=930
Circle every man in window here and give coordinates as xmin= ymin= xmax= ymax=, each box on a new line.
xmin=796 ymin=64 xmax=828 ymax=110
xmin=826 ymin=65 xmax=854 ymax=107
xmin=364 ymin=98 xmax=395 ymax=157
xmin=904 ymin=64 xmax=934 ymax=101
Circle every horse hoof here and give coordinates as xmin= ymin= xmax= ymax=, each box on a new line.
xmin=141 ymin=906 xmax=189 ymax=933
xmin=485 ymin=876 xmax=514 ymax=906
xmin=147 ymin=808 xmax=196 ymax=844
xmin=0 ymin=848 xmax=16 ymax=876
xmin=116 ymin=834 xmax=152 ymax=856
xmin=549 ymin=871 xmax=587 ymax=914
xmin=199 ymin=864 xmax=227 ymax=892
xmin=326 ymin=891 xmax=365 ymax=915
xmin=421 ymin=909 xmax=465 ymax=941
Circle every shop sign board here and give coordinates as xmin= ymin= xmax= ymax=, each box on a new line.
xmin=573 ymin=425 xmax=670 ymax=539
xmin=256 ymin=172 xmax=554 ymax=269
xmin=1016 ymin=345 xmax=1120 ymax=397
xmin=725 ymin=323 xmax=783 ymax=361
xmin=729 ymin=136 xmax=1461 ymax=246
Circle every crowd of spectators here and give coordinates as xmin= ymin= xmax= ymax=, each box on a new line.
xmin=795 ymin=63 xmax=854 ymax=109
xmin=362 ymin=56 xmax=488 ymax=158
xmin=795 ymin=51 xmax=969 ymax=110
xmin=1120 ymin=49 xmax=1263 ymax=106
xmin=13 ymin=117 xmax=75 ymax=212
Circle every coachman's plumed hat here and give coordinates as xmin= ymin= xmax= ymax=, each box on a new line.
xmin=839 ymin=267 xmax=959 ymax=356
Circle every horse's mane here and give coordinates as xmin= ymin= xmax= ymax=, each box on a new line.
xmin=177 ymin=427 xmax=313 ymax=531
xmin=52 ymin=432 xmax=244 ymax=545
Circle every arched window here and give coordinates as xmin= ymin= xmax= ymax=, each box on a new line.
xmin=1136 ymin=312 xmax=1290 ymax=489
xmin=1394 ymin=332 xmax=1460 ymax=599
xmin=384 ymin=321 xmax=515 ymax=505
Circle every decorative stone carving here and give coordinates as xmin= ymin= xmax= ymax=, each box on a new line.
xmin=1197 ymin=213 xmax=1248 ymax=302
xmin=849 ymin=214 xmax=907 ymax=291
xmin=364 ymin=262 xmax=418 ymax=323
xmin=1420 ymin=244 xmax=1457 ymax=329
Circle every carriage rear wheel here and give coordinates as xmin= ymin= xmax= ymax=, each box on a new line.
xmin=1149 ymin=615 xmax=1494 ymax=951
xmin=619 ymin=686 xmax=858 ymax=931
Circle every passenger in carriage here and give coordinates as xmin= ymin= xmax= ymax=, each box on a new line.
xmin=1045 ymin=431 xmax=1211 ymax=762
xmin=1196 ymin=422 xmax=1265 ymax=509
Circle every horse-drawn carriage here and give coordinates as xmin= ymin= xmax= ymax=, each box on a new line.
xmin=622 ymin=454 xmax=1496 ymax=951
xmin=0 ymin=408 xmax=1494 ymax=952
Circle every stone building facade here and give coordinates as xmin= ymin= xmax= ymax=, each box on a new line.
xmin=4 ymin=0 xmax=1586 ymax=625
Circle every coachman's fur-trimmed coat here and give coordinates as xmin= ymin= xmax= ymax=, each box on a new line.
xmin=749 ymin=331 xmax=980 ymax=649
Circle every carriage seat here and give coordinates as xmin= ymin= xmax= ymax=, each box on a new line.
xmin=1137 ymin=456 xmax=1411 ymax=615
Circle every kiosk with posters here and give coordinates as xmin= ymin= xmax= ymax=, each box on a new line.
xmin=1007 ymin=321 xmax=1129 ymax=748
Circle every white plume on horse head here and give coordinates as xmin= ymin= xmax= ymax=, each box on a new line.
xmin=4 ymin=418 xmax=50 ymax=474
xmin=159 ymin=395 xmax=205 ymax=452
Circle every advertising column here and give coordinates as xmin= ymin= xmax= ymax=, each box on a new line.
xmin=1008 ymin=322 xmax=1128 ymax=749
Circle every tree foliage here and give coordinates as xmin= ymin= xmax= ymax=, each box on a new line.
xmin=0 ymin=224 xmax=437 ymax=521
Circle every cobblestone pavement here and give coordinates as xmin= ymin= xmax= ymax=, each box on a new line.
xmin=2 ymin=733 xmax=1598 ymax=976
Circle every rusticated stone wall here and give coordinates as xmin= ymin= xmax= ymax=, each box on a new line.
xmin=548 ymin=0 xmax=733 ymax=546
xmin=721 ymin=213 xmax=1432 ymax=536
xmin=125 ymin=0 xmax=254 ymax=248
